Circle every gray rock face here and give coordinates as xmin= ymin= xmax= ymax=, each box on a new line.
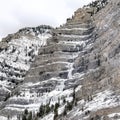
xmin=0 ymin=0 xmax=120 ymax=120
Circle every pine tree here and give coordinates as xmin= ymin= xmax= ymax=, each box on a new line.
xmin=51 ymin=104 xmax=54 ymax=112
xmin=28 ymin=111 xmax=32 ymax=120
xmin=22 ymin=114 xmax=27 ymax=120
xmin=45 ymin=104 xmax=51 ymax=114
xmin=24 ymin=108 xmax=28 ymax=115
xmin=54 ymin=102 xmax=59 ymax=111
xmin=38 ymin=104 xmax=45 ymax=117
xmin=53 ymin=102 xmax=59 ymax=120
xmin=54 ymin=108 xmax=58 ymax=120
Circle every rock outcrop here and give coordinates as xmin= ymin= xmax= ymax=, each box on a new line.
xmin=0 ymin=0 xmax=120 ymax=120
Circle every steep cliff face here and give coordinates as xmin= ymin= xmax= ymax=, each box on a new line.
xmin=0 ymin=0 xmax=120 ymax=120
xmin=62 ymin=0 xmax=120 ymax=119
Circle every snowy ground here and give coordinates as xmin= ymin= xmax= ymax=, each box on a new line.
xmin=0 ymin=29 xmax=51 ymax=119
xmin=6 ymin=78 xmax=73 ymax=110
xmin=66 ymin=89 xmax=120 ymax=120
xmin=0 ymin=32 xmax=51 ymax=91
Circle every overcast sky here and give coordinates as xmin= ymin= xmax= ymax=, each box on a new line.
xmin=0 ymin=0 xmax=94 ymax=40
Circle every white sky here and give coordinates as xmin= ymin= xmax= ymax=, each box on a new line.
xmin=0 ymin=0 xmax=94 ymax=40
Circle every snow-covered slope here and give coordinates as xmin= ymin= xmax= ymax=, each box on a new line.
xmin=0 ymin=25 xmax=52 ymax=117
xmin=0 ymin=0 xmax=120 ymax=120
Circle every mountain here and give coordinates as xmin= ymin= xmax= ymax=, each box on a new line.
xmin=0 ymin=0 xmax=120 ymax=120
xmin=0 ymin=25 xmax=52 ymax=119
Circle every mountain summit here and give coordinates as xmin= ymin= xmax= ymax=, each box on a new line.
xmin=0 ymin=0 xmax=120 ymax=120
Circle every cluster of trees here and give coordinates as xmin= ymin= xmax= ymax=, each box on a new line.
xmin=36 ymin=103 xmax=54 ymax=118
xmin=21 ymin=88 xmax=77 ymax=120
xmin=22 ymin=102 xmax=60 ymax=120
xmin=62 ymin=88 xmax=78 ymax=116
xmin=53 ymin=102 xmax=60 ymax=120
xmin=22 ymin=109 xmax=33 ymax=120
xmin=89 ymin=0 xmax=108 ymax=8
xmin=84 ymin=0 xmax=108 ymax=15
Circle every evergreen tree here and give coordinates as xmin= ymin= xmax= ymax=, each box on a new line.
xmin=51 ymin=104 xmax=54 ymax=112
xmin=53 ymin=102 xmax=59 ymax=120
xmin=54 ymin=102 xmax=59 ymax=111
xmin=45 ymin=104 xmax=51 ymax=114
xmin=28 ymin=111 xmax=32 ymax=120
xmin=22 ymin=114 xmax=27 ymax=120
xmin=38 ymin=104 xmax=45 ymax=117
xmin=24 ymin=108 xmax=28 ymax=115
xmin=54 ymin=108 xmax=58 ymax=120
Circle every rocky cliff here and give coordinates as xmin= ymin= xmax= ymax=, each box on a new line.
xmin=0 ymin=0 xmax=120 ymax=120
